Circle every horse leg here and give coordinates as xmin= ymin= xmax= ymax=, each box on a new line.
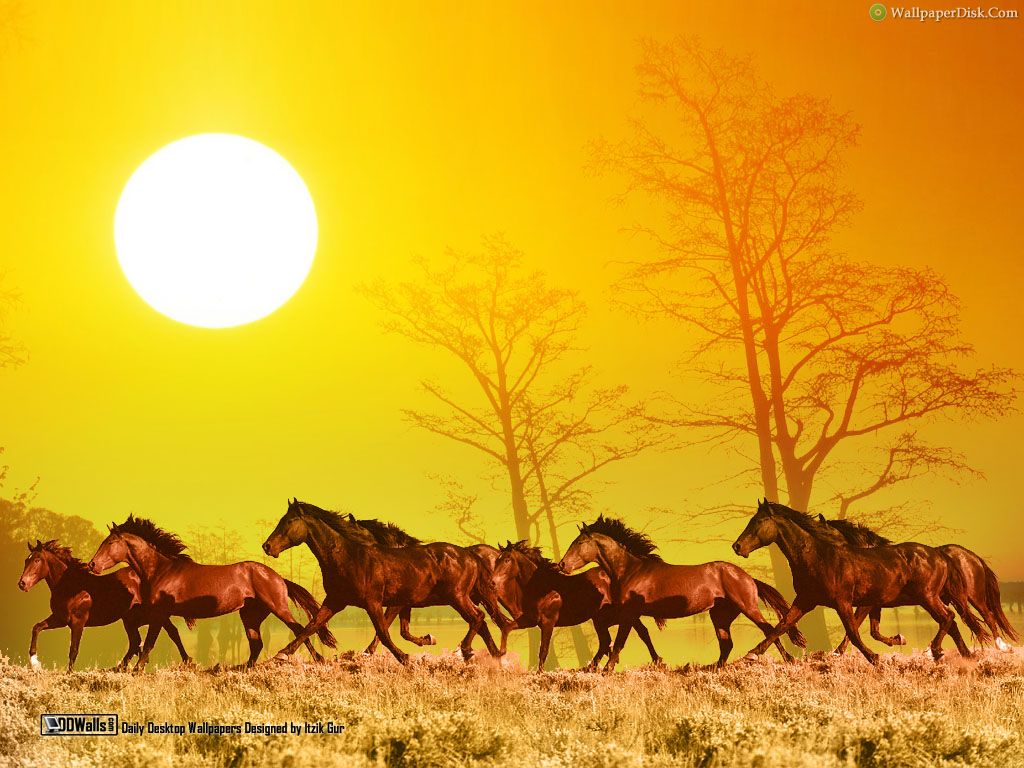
xmin=365 ymin=601 xmax=409 ymax=665
xmin=29 ymin=614 xmax=64 ymax=670
xmin=133 ymin=620 xmax=165 ymax=672
xmin=588 ymin=620 xmax=612 ymax=671
xmin=709 ymin=600 xmax=742 ymax=668
xmin=261 ymin=593 xmax=326 ymax=663
xmin=867 ymin=607 xmax=905 ymax=647
xmin=499 ymin=616 xmax=518 ymax=657
xmin=745 ymin=599 xmax=811 ymax=658
xmin=398 ymin=607 xmax=436 ymax=647
xmin=734 ymin=594 xmax=795 ymax=663
xmin=239 ymin=603 xmax=271 ymax=668
xmin=274 ymin=604 xmax=337 ymax=659
xmin=67 ymin=616 xmax=87 ymax=673
xmin=452 ymin=595 xmax=499 ymax=660
xmin=117 ymin=619 xmax=142 ymax=671
xmin=835 ymin=602 xmax=879 ymax=666
xmin=65 ymin=596 xmax=92 ymax=673
xmin=922 ymin=596 xmax=970 ymax=660
xmin=536 ymin=620 xmax=555 ymax=673
xmin=833 ymin=606 xmax=871 ymax=655
xmin=363 ymin=606 xmax=400 ymax=655
xmin=162 ymin=619 xmax=194 ymax=665
xmin=605 ymin=610 xmax=639 ymax=673
xmin=633 ymin=620 xmax=664 ymax=665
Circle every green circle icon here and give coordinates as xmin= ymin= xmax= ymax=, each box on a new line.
xmin=869 ymin=3 xmax=887 ymax=21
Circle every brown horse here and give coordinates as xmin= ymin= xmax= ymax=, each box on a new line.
xmin=558 ymin=516 xmax=805 ymax=671
xmin=817 ymin=514 xmax=1018 ymax=654
xmin=88 ymin=516 xmax=336 ymax=670
xmin=732 ymin=500 xmax=980 ymax=664
xmin=493 ymin=540 xmax=664 ymax=671
xmin=18 ymin=539 xmax=191 ymax=672
xmin=350 ymin=516 xmax=436 ymax=654
xmin=262 ymin=499 xmax=501 ymax=664
xmin=328 ymin=519 xmax=514 ymax=656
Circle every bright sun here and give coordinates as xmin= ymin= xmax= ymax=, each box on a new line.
xmin=114 ymin=134 xmax=318 ymax=329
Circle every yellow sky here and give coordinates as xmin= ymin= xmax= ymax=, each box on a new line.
xmin=1 ymin=2 xmax=1022 ymax=576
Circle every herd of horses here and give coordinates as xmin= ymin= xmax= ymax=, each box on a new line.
xmin=16 ymin=498 xmax=1018 ymax=673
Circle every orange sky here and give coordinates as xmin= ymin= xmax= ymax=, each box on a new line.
xmin=0 ymin=1 xmax=1022 ymax=578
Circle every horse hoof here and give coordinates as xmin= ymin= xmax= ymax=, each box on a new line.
xmin=996 ymin=637 xmax=1012 ymax=653
xmin=425 ymin=634 xmax=436 ymax=646
xmin=273 ymin=653 xmax=290 ymax=662
xmin=894 ymin=634 xmax=907 ymax=646
xmin=29 ymin=655 xmax=42 ymax=671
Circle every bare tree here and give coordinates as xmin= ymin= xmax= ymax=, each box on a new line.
xmin=598 ymin=38 xmax=1017 ymax=648
xmin=362 ymin=236 xmax=666 ymax=665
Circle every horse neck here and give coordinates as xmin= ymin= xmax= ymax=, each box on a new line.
xmin=593 ymin=538 xmax=642 ymax=585
xmin=124 ymin=538 xmax=172 ymax=587
xmin=772 ymin=517 xmax=827 ymax=573
xmin=498 ymin=558 xmax=531 ymax=616
xmin=42 ymin=553 xmax=68 ymax=589
xmin=303 ymin=517 xmax=361 ymax=577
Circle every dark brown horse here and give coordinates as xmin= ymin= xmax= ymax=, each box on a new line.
xmin=732 ymin=500 xmax=980 ymax=664
xmin=88 ymin=516 xmax=336 ymax=670
xmin=335 ymin=519 xmax=514 ymax=656
xmin=262 ymin=499 xmax=501 ymax=664
xmin=350 ymin=516 xmax=436 ymax=654
xmin=817 ymin=514 xmax=1018 ymax=653
xmin=493 ymin=540 xmax=664 ymax=671
xmin=18 ymin=539 xmax=191 ymax=672
xmin=558 ymin=516 xmax=805 ymax=671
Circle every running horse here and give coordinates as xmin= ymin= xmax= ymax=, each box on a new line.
xmin=88 ymin=516 xmax=336 ymax=670
xmin=493 ymin=540 xmax=665 ymax=671
xmin=18 ymin=539 xmax=191 ymax=672
xmin=262 ymin=499 xmax=502 ymax=664
xmin=359 ymin=525 xmax=514 ymax=656
xmin=732 ymin=500 xmax=982 ymax=664
xmin=816 ymin=514 xmax=1017 ymax=654
xmin=557 ymin=515 xmax=806 ymax=671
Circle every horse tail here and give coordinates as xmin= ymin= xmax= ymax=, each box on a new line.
xmin=284 ymin=580 xmax=337 ymax=649
xmin=981 ymin=559 xmax=1019 ymax=643
xmin=943 ymin=559 xmax=991 ymax=644
xmin=754 ymin=579 xmax=807 ymax=649
xmin=654 ymin=618 xmax=667 ymax=631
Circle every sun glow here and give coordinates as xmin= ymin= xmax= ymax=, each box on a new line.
xmin=114 ymin=134 xmax=318 ymax=328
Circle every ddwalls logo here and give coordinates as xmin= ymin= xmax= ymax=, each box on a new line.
xmin=40 ymin=714 xmax=118 ymax=736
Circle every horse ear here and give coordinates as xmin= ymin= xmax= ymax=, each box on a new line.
xmin=35 ymin=539 xmax=41 ymax=548
xmin=817 ymin=513 xmax=826 ymax=522
xmin=26 ymin=541 xmax=32 ymax=552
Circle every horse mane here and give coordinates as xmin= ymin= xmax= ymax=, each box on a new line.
xmin=290 ymin=501 xmax=378 ymax=545
xmin=31 ymin=540 xmax=90 ymax=574
xmin=346 ymin=514 xmax=421 ymax=547
xmin=581 ymin=515 xmax=662 ymax=561
xmin=762 ymin=502 xmax=881 ymax=546
xmin=500 ymin=539 xmax=552 ymax=564
xmin=819 ymin=516 xmax=891 ymax=547
xmin=111 ymin=515 xmax=193 ymax=561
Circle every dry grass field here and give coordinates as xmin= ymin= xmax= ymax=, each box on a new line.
xmin=2 ymin=648 xmax=1024 ymax=768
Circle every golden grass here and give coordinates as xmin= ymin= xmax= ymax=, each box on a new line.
xmin=2 ymin=649 xmax=1023 ymax=767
